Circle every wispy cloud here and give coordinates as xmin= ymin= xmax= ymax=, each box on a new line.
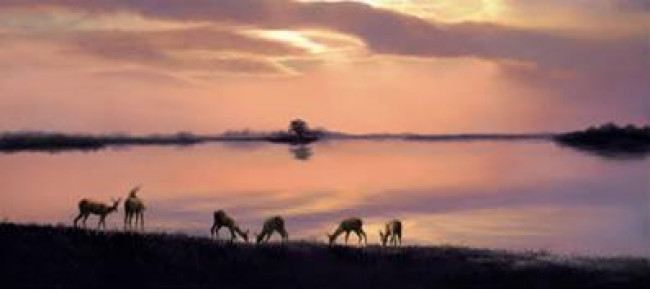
xmin=1 ymin=26 xmax=311 ymax=75
xmin=0 ymin=0 xmax=647 ymax=132
xmin=1 ymin=0 xmax=647 ymax=76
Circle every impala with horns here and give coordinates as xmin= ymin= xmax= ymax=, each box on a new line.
xmin=328 ymin=217 xmax=367 ymax=245
xmin=255 ymin=215 xmax=289 ymax=244
xmin=73 ymin=197 xmax=121 ymax=229
xmin=379 ymin=219 xmax=402 ymax=247
xmin=124 ymin=186 xmax=145 ymax=230
xmin=210 ymin=210 xmax=249 ymax=243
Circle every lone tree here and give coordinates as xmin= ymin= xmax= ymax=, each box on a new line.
xmin=289 ymin=119 xmax=310 ymax=139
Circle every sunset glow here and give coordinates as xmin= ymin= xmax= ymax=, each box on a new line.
xmin=252 ymin=30 xmax=328 ymax=54
xmin=358 ymin=0 xmax=506 ymax=22
xmin=0 ymin=0 xmax=647 ymax=133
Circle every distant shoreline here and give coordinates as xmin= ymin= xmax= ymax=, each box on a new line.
xmin=2 ymin=125 xmax=648 ymax=159
xmin=0 ymin=131 xmax=555 ymax=153
xmin=0 ymin=222 xmax=647 ymax=288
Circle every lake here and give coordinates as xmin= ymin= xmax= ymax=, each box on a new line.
xmin=0 ymin=140 xmax=647 ymax=256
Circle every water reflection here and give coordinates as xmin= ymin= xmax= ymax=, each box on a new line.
xmin=0 ymin=140 xmax=647 ymax=255
xmin=289 ymin=145 xmax=313 ymax=161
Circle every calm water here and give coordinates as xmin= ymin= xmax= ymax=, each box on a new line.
xmin=0 ymin=140 xmax=648 ymax=256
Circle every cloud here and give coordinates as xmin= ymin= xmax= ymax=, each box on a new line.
xmin=0 ymin=0 xmax=647 ymax=120
xmin=72 ymin=27 xmax=308 ymax=57
xmin=504 ymin=0 xmax=650 ymax=14
xmin=1 ymin=0 xmax=647 ymax=75
xmin=62 ymin=27 xmax=305 ymax=75
xmin=496 ymin=0 xmax=650 ymax=34
xmin=1 ymin=27 xmax=307 ymax=75
xmin=91 ymin=68 xmax=191 ymax=86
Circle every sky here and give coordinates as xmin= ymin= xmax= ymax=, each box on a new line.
xmin=0 ymin=0 xmax=648 ymax=134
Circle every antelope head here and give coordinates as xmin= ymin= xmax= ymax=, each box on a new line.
xmin=129 ymin=186 xmax=141 ymax=198
xmin=110 ymin=198 xmax=122 ymax=211
xmin=241 ymin=230 xmax=250 ymax=243
xmin=327 ymin=232 xmax=336 ymax=245
xmin=379 ymin=230 xmax=388 ymax=246
xmin=254 ymin=232 xmax=264 ymax=244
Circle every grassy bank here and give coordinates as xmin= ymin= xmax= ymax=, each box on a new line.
xmin=0 ymin=223 xmax=647 ymax=288
xmin=0 ymin=132 xmax=213 ymax=152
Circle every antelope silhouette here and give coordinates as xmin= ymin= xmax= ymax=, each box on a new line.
xmin=124 ymin=186 xmax=145 ymax=230
xmin=210 ymin=210 xmax=249 ymax=242
xmin=379 ymin=219 xmax=402 ymax=246
xmin=255 ymin=215 xmax=289 ymax=244
xmin=73 ymin=198 xmax=121 ymax=229
xmin=328 ymin=217 xmax=367 ymax=245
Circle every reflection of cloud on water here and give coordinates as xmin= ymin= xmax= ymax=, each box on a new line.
xmin=2 ymin=138 xmax=646 ymax=253
xmin=402 ymin=209 xmax=556 ymax=246
xmin=359 ymin=181 xmax=645 ymax=217
xmin=147 ymin=190 xmax=337 ymax=233
xmin=141 ymin=165 xmax=649 ymax=249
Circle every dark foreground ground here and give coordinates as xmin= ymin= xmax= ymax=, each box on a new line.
xmin=0 ymin=223 xmax=648 ymax=289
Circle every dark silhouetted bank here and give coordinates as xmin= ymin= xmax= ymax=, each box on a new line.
xmin=555 ymin=123 xmax=650 ymax=158
xmin=0 ymin=223 xmax=648 ymax=289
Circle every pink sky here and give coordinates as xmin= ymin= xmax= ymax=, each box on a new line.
xmin=0 ymin=0 xmax=648 ymax=134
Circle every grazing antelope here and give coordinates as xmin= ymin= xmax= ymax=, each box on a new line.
xmin=255 ymin=215 xmax=289 ymax=244
xmin=328 ymin=217 xmax=367 ymax=245
xmin=210 ymin=210 xmax=249 ymax=242
xmin=124 ymin=186 xmax=145 ymax=230
xmin=379 ymin=219 xmax=402 ymax=247
xmin=73 ymin=198 xmax=121 ymax=229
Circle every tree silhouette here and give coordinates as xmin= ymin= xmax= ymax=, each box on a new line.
xmin=288 ymin=119 xmax=310 ymax=139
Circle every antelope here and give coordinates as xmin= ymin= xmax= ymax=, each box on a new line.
xmin=255 ymin=215 xmax=289 ymax=244
xmin=379 ymin=219 xmax=402 ymax=246
xmin=328 ymin=217 xmax=367 ymax=245
xmin=73 ymin=198 xmax=121 ymax=229
xmin=124 ymin=186 xmax=145 ymax=230
xmin=210 ymin=210 xmax=249 ymax=242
